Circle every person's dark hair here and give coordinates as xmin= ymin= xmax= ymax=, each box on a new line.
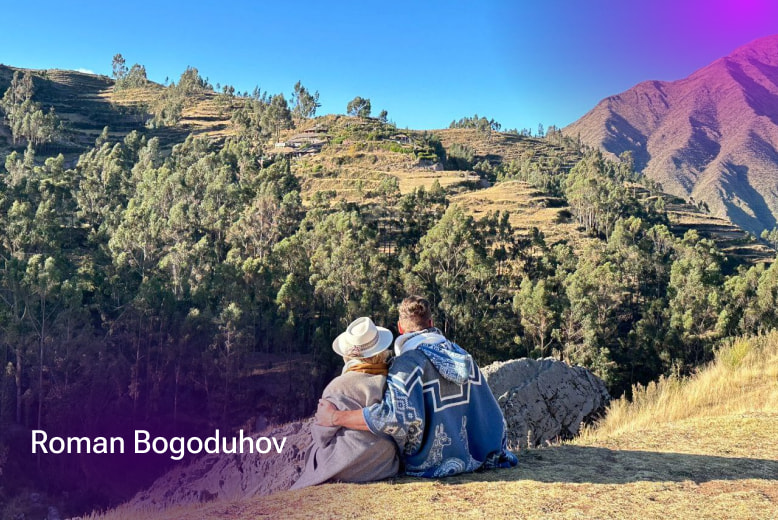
xmin=399 ymin=295 xmax=432 ymax=331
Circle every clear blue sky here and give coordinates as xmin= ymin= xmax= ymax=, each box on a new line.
xmin=2 ymin=0 xmax=777 ymax=131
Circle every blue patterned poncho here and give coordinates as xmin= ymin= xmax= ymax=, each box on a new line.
xmin=363 ymin=328 xmax=518 ymax=478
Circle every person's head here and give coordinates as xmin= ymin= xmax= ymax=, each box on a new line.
xmin=398 ymin=295 xmax=433 ymax=334
xmin=332 ymin=316 xmax=393 ymax=363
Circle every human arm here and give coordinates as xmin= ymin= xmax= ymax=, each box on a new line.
xmin=315 ymin=399 xmax=370 ymax=431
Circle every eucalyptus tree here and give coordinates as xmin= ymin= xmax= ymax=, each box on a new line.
xmin=291 ymin=81 xmax=320 ymax=119
xmin=0 ymin=71 xmax=59 ymax=147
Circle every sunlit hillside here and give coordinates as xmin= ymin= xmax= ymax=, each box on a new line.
xmin=566 ymin=34 xmax=778 ymax=236
xmin=0 ymin=65 xmax=772 ymax=262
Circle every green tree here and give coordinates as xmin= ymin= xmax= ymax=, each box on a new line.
xmin=667 ymin=231 xmax=725 ymax=365
xmin=760 ymin=227 xmax=778 ymax=249
xmin=0 ymin=71 xmax=59 ymax=147
xmin=346 ymin=96 xmax=371 ymax=117
xmin=562 ymin=244 xmax=623 ymax=381
xmin=123 ymin=64 xmax=148 ymax=88
xmin=409 ymin=206 xmax=488 ymax=336
xmin=231 ymin=98 xmax=266 ymax=155
xmin=291 ymin=81 xmax=320 ymax=119
xmin=262 ymin=94 xmax=293 ymax=143
xmin=177 ymin=66 xmax=211 ymax=95
xmin=514 ymin=278 xmax=557 ymax=358
xmin=112 ymin=53 xmax=128 ymax=81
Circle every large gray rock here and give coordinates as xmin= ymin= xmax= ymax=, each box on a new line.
xmin=481 ymin=357 xmax=610 ymax=449
xmin=129 ymin=357 xmax=608 ymax=510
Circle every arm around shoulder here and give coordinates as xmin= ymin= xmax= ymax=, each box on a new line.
xmin=315 ymin=399 xmax=369 ymax=431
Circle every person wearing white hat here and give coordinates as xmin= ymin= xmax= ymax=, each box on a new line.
xmin=291 ymin=317 xmax=399 ymax=489
xmin=332 ymin=316 xmax=395 ymax=365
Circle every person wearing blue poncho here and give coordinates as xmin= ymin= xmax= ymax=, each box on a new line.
xmin=316 ymin=295 xmax=517 ymax=478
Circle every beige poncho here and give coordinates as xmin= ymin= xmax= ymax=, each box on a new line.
xmin=291 ymin=371 xmax=399 ymax=489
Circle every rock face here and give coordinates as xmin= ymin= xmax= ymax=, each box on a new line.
xmin=481 ymin=357 xmax=611 ymax=449
xmin=129 ymin=358 xmax=609 ymax=510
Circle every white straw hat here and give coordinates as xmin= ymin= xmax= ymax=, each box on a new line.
xmin=333 ymin=317 xmax=394 ymax=358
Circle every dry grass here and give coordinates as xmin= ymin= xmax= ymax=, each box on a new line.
xmin=290 ymin=128 xmax=480 ymax=202
xmin=436 ymin=128 xmax=578 ymax=168
xmin=582 ymin=331 xmax=778 ymax=441
xmin=83 ymin=333 xmax=778 ymax=520
xmin=396 ymin=170 xmax=478 ymax=194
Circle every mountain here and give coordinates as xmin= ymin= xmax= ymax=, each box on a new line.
xmin=565 ymin=34 xmax=778 ymax=235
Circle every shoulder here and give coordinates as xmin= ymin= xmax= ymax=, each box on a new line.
xmin=323 ymin=372 xmax=386 ymax=401
xmin=389 ymin=350 xmax=428 ymax=373
xmin=386 ymin=350 xmax=431 ymax=389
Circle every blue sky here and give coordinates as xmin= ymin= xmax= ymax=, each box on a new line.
xmin=2 ymin=0 xmax=777 ymax=130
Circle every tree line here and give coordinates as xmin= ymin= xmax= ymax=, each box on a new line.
xmin=2 ymin=132 xmax=775 ymax=435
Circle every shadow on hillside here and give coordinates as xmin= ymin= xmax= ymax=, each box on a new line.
xmin=721 ymin=162 xmax=777 ymax=234
xmin=0 ymin=65 xmax=199 ymax=158
xmin=601 ymin=112 xmax=652 ymax=171
xmin=729 ymin=59 xmax=778 ymax=127
xmin=403 ymin=445 xmax=778 ymax=486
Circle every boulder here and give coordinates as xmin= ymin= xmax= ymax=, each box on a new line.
xmin=481 ymin=357 xmax=611 ymax=449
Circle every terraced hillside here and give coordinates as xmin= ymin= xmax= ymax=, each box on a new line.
xmin=438 ymin=127 xmax=580 ymax=168
xmin=0 ymin=65 xmax=236 ymax=161
xmin=0 ymin=66 xmax=773 ymax=264
xmin=286 ymin=118 xmax=775 ymax=262
xmin=286 ymin=116 xmax=485 ymax=202
xmin=630 ymin=185 xmax=775 ymax=264
xmin=452 ymin=181 xmax=579 ymax=243
xmin=667 ymin=200 xmax=775 ymax=263
xmin=0 ymin=66 xmax=131 ymax=155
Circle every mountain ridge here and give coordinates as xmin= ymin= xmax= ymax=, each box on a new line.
xmin=565 ymin=34 xmax=778 ymax=235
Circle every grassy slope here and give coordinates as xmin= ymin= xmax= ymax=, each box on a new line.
xmin=88 ymin=332 xmax=778 ymax=520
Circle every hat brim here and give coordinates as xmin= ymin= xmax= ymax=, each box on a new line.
xmin=332 ymin=327 xmax=394 ymax=358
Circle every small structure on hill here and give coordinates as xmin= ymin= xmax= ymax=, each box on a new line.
xmin=274 ymin=128 xmax=330 ymax=158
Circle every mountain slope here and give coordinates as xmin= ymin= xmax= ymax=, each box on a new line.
xmin=0 ymin=65 xmax=235 ymax=160
xmin=565 ymin=34 xmax=778 ymax=235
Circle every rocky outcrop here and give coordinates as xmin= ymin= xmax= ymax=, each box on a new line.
xmin=130 ymin=357 xmax=609 ymax=510
xmin=481 ymin=357 xmax=611 ymax=449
